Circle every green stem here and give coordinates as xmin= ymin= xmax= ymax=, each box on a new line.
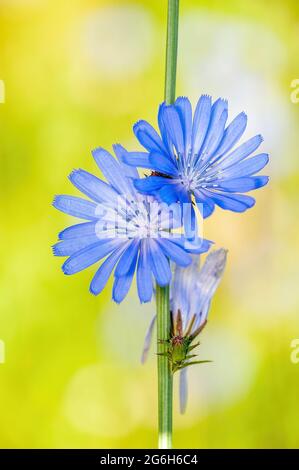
xmin=157 ymin=0 xmax=179 ymax=450
xmin=157 ymin=284 xmax=172 ymax=449
xmin=164 ymin=0 xmax=179 ymax=105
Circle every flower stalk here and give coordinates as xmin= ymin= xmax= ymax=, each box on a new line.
xmin=164 ymin=0 xmax=179 ymax=105
xmin=156 ymin=0 xmax=179 ymax=450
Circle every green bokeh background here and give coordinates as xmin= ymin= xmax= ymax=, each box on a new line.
xmin=0 ymin=0 xmax=299 ymax=448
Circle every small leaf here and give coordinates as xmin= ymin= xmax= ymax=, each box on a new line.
xmin=184 ymin=314 xmax=196 ymax=337
xmin=184 ymin=354 xmax=197 ymax=360
xmin=189 ymin=319 xmax=207 ymax=341
xmin=188 ymin=341 xmax=200 ymax=352
xmin=178 ymin=360 xmax=212 ymax=370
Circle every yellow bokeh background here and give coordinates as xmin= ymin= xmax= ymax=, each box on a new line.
xmin=0 ymin=0 xmax=299 ymax=448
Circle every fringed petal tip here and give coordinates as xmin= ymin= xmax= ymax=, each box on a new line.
xmin=89 ymin=285 xmax=98 ymax=297
xmin=52 ymin=195 xmax=60 ymax=209
xmin=91 ymin=146 xmax=105 ymax=157
xmin=201 ymin=93 xmax=212 ymax=100
xmin=139 ymin=297 xmax=152 ymax=305
xmin=256 ymin=133 xmax=264 ymax=144
xmin=216 ymin=97 xmax=228 ymax=107
xmin=111 ymin=294 xmax=122 ymax=305
xmin=184 ymin=238 xmax=213 ymax=255
xmin=61 ymin=260 xmax=72 ymax=276
xmin=133 ymin=119 xmax=147 ymax=133
xmin=155 ymin=278 xmax=171 ymax=288
xmin=52 ymin=244 xmax=62 ymax=257
xmin=112 ymin=143 xmax=124 ymax=155
xmin=68 ymin=168 xmax=79 ymax=181
xmin=58 ymin=229 xmax=66 ymax=240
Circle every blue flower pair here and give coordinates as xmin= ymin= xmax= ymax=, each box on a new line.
xmin=53 ymin=95 xmax=269 ymax=303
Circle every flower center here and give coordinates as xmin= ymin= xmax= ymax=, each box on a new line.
xmin=178 ymin=158 xmax=214 ymax=192
xmin=118 ymin=198 xmax=166 ymax=240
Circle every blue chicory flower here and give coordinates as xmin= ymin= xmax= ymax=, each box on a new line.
xmin=142 ymin=248 xmax=227 ymax=412
xmin=123 ymin=95 xmax=269 ymax=219
xmin=53 ymin=145 xmax=211 ymax=303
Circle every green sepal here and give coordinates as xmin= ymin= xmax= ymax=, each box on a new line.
xmin=177 ymin=360 xmax=212 ymax=370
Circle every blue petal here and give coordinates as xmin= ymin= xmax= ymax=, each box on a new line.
xmin=134 ymin=176 xmax=167 ymax=193
xmin=193 ymin=238 xmax=213 ymax=253
xmin=179 ymin=368 xmax=188 ymax=414
xmin=158 ymin=103 xmax=176 ymax=160
xmin=157 ymin=183 xmax=179 ymax=205
xmin=176 ymin=184 xmax=190 ymax=204
xmin=62 ymin=239 xmax=123 ymax=275
xmin=157 ymin=238 xmax=191 ymax=267
xmin=183 ymin=201 xmax=197 ymax=241
xmin=201 ymin=201 xmax=215 ymax=218
xmin=149 ymin=151 xmax=178 ymax=176
xmin=220 ymin=153 xmax=269 ymax=179
xmin=141 ymin=315 xmax=156 ymax=362
xmin=171 ymin=262 xmax=196 ymax=324
xmin=133 ymin=120 xmax=166 ymax=154
xmin=171 ymin=236 xmax=212 ymax=254
xmin=90 ymin=244 xmax=127 ymax=295
xmin=120 ymin=150 xmax=154 ymax=170
xmin=92 ymin=147 xmax=133 ymax=196
xmin=214 ymin=134 xmax=263 ymax=171
xmin=53 ymin=195 xmax=97 ymax=220
xmin=112 ymin=251 xmax=138 ymax=303
xmin=192 ymin=95 xmax=212 ymax=155
xmin=113 ymin=144 xmax=139 ymax=179
xmin=194 ymin=190 xmax=215 ymax=218
xmin=149 ymin=240 xmax=172 ymax=286
xmin=115 ymin=239 xmax=140 ymax=277
xmin=205 ymin=190 xmax=256 ymax=212
xmin=175 ymin=186 xmax=195 ymax=235
xmin=161 ymin=106 xmax=185 ymax=155
xmin=214 ymin=112 xmax=247 ymax=158
xmin=137 ymin=240 xmax=153 ymax=303
xmin=53 ymin=235 xmax=101 ymax=257
xmin=69 ymin=169 xmax=119 ymax=204
xmin=216 ymin=176 xmax=269 ymax=192
xmin=175 ymin=97 xmax=192 ymax=154
xmin=59 ymin=221 xmax=96 ymax=240
xmin=199 ymin=98 xmax=228 ymax=160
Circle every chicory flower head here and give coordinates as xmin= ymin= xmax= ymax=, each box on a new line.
xmin=53 ymin=145 xmax=211 ymax=303
xmin=142 ymin=248 xmax=227 ymax=412
xmin=123 ymin=95 xmax=269 ymax=219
